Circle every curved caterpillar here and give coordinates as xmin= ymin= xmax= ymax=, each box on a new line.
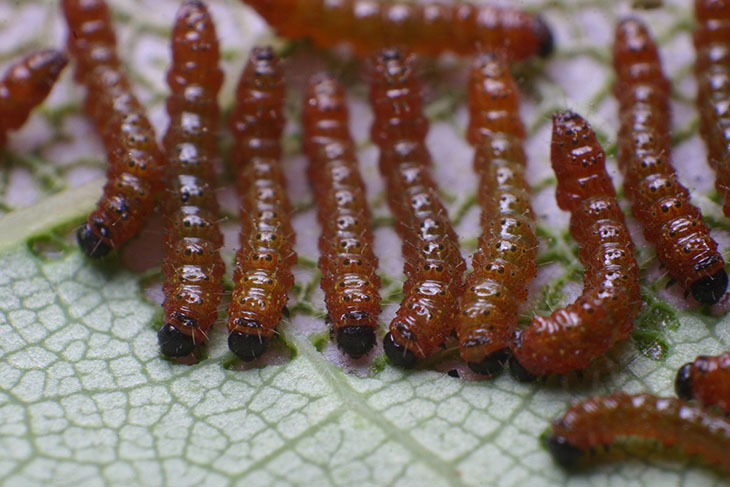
xmin=227 ymin=47 xmax=296 ymax=361
xmin=240 ymin=0 xmax=553 ymax=60
xmin=0 ymin=49 xmax=67 ymax=148
xmin=548 ymin=392 xmax=730 ymax=472
xmin=157 ymin=0 xmax=225 ymax=357
xmin=614 ymin=17 xmax=727 ymax=305
xmin=695 ymin=0 xmax=730 ymax=219
xmin=62 ymin=0 xmax=165 ymax=258
xmin=676 ymin=352 xmax=730 ymax=413
xmin=455 ymin=54 xmax=538 ymax=376
xmin=303 ymin=73 xmax=381 ymax=359
xmin=369 ymin=49 xmax=466 ymax=367
xmin=509 ymin=111 xmax=641 ymax=380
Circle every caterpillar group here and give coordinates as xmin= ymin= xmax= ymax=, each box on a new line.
xmin=369 ymin=49 xmax=466 ymax=367
xmin=157 ymin=0 xmax=225 ymax=357
xmin=614 ymin=17 xmax=727 ymax=305
xmin=62 ymin=0 xmax=165 ymax=258
xmin=240 ymin=0 xmax=554 ymax=60
xmin=303 ymin=73 xmax=381 ymax=359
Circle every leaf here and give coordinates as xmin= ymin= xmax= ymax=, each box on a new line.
xmin=0 ymin=1 xmax=729 ymax=486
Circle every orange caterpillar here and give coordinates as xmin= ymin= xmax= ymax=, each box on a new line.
xmin=0 ymin=50 xmax=67 ymax=147
xmin=455 ymin=54 xmax=537 ymax=376
xmin=509 ymin=111 xmax=641 ymax=380
xmin=157 ymin=0 xmax=225 ymax=357
xmin=548 ymin=392 xmax=730 ymax=472
xmin=369 ymin=49 xmax=465 ymax=367
xmin=227 ymin=47 xmax=296 ymax=361
xmin=62 ymin=0 xmax=165 ymax=258
xmin=676 ymin=352 xmax=730 ymax=413
xmin=614 ymin=18 xmax=727 ymax=304
xmin=695 ymin=0 xmax=730 ymax=218
xmin=303 ymin=73 xmax=381 ymax=359
xmin=240 ymin=0 xmax=553 ymax=60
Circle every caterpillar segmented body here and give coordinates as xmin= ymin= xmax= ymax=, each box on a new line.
xmin=157 ymin=0 xmax=225 ymax=357
xmin=227 ymin=47 xmax=296 ymax=362
xmin=240 ymin=0 xmax=553 ymax=60
xmin=455 ymin=54 xmax=538 ymax=376
xmin=0 ymin=49 xmax=67 ymax=148
xmin=614 ymin=17 xmax=727 ymax=305
xmin=62 ymin=0 xmax=165 ymax=258
xmin=676 ymin=352 xmax=730 ymax=413
xmin=548 ymin=392 xmax=730 ymax=472
xmin=695 ymin=0 xmax=730 ymax=219
xmin=303 ymin=73 xmax=381 ymax=359
xmin=509 ymin=111 xmax=641 ymax=380
xmin=369 ymin=49 xmax=466 ymax=367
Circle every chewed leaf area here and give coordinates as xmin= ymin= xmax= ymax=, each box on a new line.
xmin=0 ymin=0 xmax=729 ymax=486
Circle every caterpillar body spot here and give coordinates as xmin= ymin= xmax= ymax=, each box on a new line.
xmin=62 ymin=0 xmax=165 ymax=258
xmin=548 ymin=392 xmax=730 ymax=472
xmin=676 ymin=352 xmax=730 ymax=413
xmin=614 ymin=18 xmax=727 ymax=305
xmin=455 ymin=54 xmax=537 ymax=376
xmin=695 ymin=0 xmax=730 ymax=220
xmin=369 ymin=49 xmax=466 ymax=367
xmin=303 ymin=73 xmax=381 ymax=359
xmin=157 ymin=0 xmax=225 ymax=357
xmin=509 ymin=111 xmax=641 ymax=379
xmin=0 ymin=49 xmax=67 ymax=148
xmin=240 ymin=0 xmax=553 ymax=60
xmin=227 ymin=47 xmax=296 ymax=362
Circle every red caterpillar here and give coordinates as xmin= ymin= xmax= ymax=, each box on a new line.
xmin=676 ymin=352 xmax=730 ymax=413
xmin=227 ymin=47 xmax=296 ymax=361
xmin=303 ymin=73 xmax=381 ymax=359
xmin=62 ymin=0 xmax=165 ymax=258
xmin=0 ymin=49 xmax=67 ymax=147
xmin=369 ymin=49 xmax=466 ymax=367
xmin=455 ymin=54 xmax=538 ymax=376
xmin=695 ymin=0 xmax=730 ymax=219
xmin=614 ymin=17 xmax=727 ymax=305
xmin=548 ymin=392 xmax=730 ymax=472
xmin=509 ymin=111 xmax=641 ymax=380
xmin=240 ymin=0 xmax=553 ymax=60
xmin=157 ymin=0 xmax=225 ymax=357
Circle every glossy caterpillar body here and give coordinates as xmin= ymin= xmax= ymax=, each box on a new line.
xmin=0 ymin=50 xmax=67 ymax=147
xmin=548 ymin=392 xmax=730 ymax=472
xmin=303 ymin=73 xmax=381 ymax=359
xmin=62 ymin=0 xmax=165 ymax=258
xmin=455 ymin=54 xmax=538 ymax=376
xmin=157 ymin=0 xmax=225 ymax=357
xmin=614 ymin=18 xmax=727 ymax=305
xmin=369 ymin=49 xmax=466 ymax=367
xmin=676 ymin=352 xmax=730 ymax=413
xmin=241 ymin=0 xmax=553 ymax=60
xmin=695 ymin=0 xmax=730 ymax=219
xmin=509 ymin=111 xmax=641 ymax=380
xmin=227 ymin=47 xmax=296 ymax=361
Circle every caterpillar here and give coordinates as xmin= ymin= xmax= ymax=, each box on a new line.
xmin=614 ymin=17 xmax=727 ymax=305
xmin=455 ymin=54 xmax=538 ymax=376
xmin=369 ymin=49 xmax=466 ymax=367
xmin=509 ymin=111 xmax=642 ymax=380
xmin=303 ymin=73 xmax=381 ymax=359
xmin=240 ymin=0 xmax=554 ymax=60
xmin=676 ymin=352 xmax=730 ymax=413
xmin=62 ymin=0 xmax=165 ymax=258
xmin=695 ymin=0 xmax=730 ymax=219
xmin=547 ymin=392 xmax=730 ymax=472
xmin=227 ymin=47 xmax=296 ymax=361
xmin=157 ymin=0 xmax=225 ymax=357
xmin=0 ymin=49 xmax=67 ymax=148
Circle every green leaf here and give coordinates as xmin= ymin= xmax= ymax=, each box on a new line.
xmin=1 ymin=1 xmax=729 ymax=486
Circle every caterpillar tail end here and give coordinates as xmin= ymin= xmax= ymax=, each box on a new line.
xmin=689 ymin=269 xmax=728 ymax=305
xmin=547 ymin=435 xmax=583 ymax=468
xmin=157 ymin=323 xmax=195 ymax=357
xmin=674 ymin=363 xmax=694 ymax=401
xmin=467 ymin=348 xmax=510 ymax=377
xmin=77 ymin=223 xmax=112 ymax=258
xmin=383 ymin=332 xmax=417 ymax=368
xmin=228 ymin=329 xmax=269 ymax=362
